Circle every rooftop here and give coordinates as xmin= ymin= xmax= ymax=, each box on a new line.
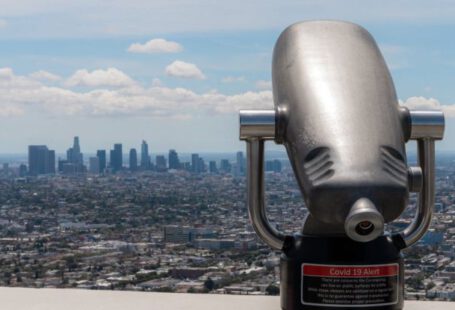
xmin=0 ymin=287 xmax=452 ymax=310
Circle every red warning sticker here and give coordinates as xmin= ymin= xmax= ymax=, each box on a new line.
xmin=301 ymin=263 xmax=399 ymax=307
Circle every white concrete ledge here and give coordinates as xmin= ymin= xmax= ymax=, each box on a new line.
xmin=0 ymin=287 xmax=452 ymax=310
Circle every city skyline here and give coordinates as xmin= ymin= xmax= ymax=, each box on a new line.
xmin=0 ymin=2 xmax=455 ymax=153
xmin=22 ymin=136 xmax=252 ymax=158
xmin=22 ymin=136 xmax=257 ymax=176
xmin=3 ymin=136 xmax=453 ymax=158
xmin=0 ymin=134 xmax=286 ymax=158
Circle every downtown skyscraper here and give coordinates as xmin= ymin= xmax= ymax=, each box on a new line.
xmin=67 ymin=136 xmax=83 ymax=166
xmin=191 ymin=153 xmax=205 ymax=173
xmin=110 ymin=143 xmax=123 ymax=172
xmin=129 ymin=148 xmax=138 ymax=171
xmin=89 ymin=157 xmax=99 ymax=174
xmin=96 ymin=150 xmax=106 ymax=173
xmin=168 ymin=149 xmax=180 ymax=170
xmin=62 ymin=136 xmax=84 ymax=173
xmin=155 ymin=155 xmax=167 ymax=172
xmin=28 ymin=145 xmax=55 ymax=175
xmin=140 ymin=140 xmax=151 ymax=170
xmin=235 ymin=151 xmax=245 ymax=176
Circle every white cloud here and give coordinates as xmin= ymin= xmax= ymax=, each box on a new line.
xmin=0 ymin=67 xmax=272 ymax=118
xmin=0 ymin=68 xmax=14 ymax=79
xmin=9 ymin=67 xmax=455 ymax=121
xmin=151 ymin=78 xmax=163 ymax=87
xmin=222 ymin=76 xmax=245 ymax=83
xmin=65 ymin=68 xmax=136 ymax=88
xmin=0 ymin=67 xmax=42 ymax=88
xmin=0 ymin=105 xmax=23 ymax=117
xmin=127 ymin=38 xmax=183 ymax=54
xmin=255 ymin=80 xmax=272 ymax=90
xmin=206 ymin=90 xmax=273 ymax=114
xmin=0 ymin=19 xmax=7 ymax=29
xmin=400 ymin=96 xmax=455 ymax=117
xmin=29 ymin=70 xmax=61 ymax=81
xmin=165 ymin=60 xmax=206 ymax=80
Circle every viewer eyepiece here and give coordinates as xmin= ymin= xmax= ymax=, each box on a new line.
xmin=355 ymin=221 xmax=375 ymax=236
xmin=344 ymin=198 xmax=384 ymax=243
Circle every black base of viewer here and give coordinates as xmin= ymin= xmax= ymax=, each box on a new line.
xmin=280 ymin=235 xmax=404 ymax=310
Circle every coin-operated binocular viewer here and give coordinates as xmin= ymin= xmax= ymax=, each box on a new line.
xmin=239 ymin=21 xmax=444 ymax=310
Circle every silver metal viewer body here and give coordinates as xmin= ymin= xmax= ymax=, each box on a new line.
xmin=239 ymin=21 xmax=444 ymax=310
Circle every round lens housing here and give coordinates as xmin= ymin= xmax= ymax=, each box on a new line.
xmin=355 ymin=221 xmax=375 ymax=236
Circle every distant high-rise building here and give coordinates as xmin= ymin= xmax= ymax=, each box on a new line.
xmin=191 ymin=153 xmax=200 ymax=173
xmin=129 ymin=148 xmax=138 ymax=171
xmin=67 ymin=136 xmax=82 ymax=163
xmin=168 ymin=149 xmax=180 ymax=170
xmin=140 ymin=140 xmax=151 ymax=169
xmin=110 ymin=143 xmax=123 ymax=172
xmin=273 ymin=159 xmax=282 ymax=172
xmin=19 ymin=164 xmax=27 ymax=177
xmin=209 ymin=161 xmax=218 ymax=174
xmin=48 ymin=150 xmax=56 ymax=174
xmin=66 ymin=136 xmax=84 ymax=173
xmin=236 ymin=151 xmax=245 ymax=175
xmin=28 ymin=145 xmax=55 ymax=175
xmin=58 ymin=160 xmax=77 ymax=174
xmin=57 ymin=159 xmax=67 ymax=173
xmin=183 ymin=162 xmax=191 ymax=171
xmin=220 ymin=159 xmax=231 ymax=173
xmin=109 ymin=149 xmax=115 ymax=170
xmin=89 ymin=157 xmax=100 ymax=174
xmin=156 ymin=155 xmax=167 ymax=172
xmin=198 ymin=157 xmax=206 ymax=173
xmin=266 ymin=159 xmax=282 ymax=173
xmin=61 ymin=163 xmax=76 ymax=174
xmin=71 ymin=137 xmax=81 ymax=160
xmin=96 ymin=150 xmax=106 ymax=173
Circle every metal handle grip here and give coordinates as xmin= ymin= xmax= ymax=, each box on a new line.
xmin=398 ymin=109 xmax=444 ymax=248
xmin=240 ymin=110 xmax=286 ymax=250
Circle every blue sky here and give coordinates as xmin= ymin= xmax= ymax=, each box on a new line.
xmin=0 ymin=1 xmax=454 ymax=153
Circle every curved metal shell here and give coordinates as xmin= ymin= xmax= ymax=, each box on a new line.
xmin=272 ymin=21 xmax=408 ymax=225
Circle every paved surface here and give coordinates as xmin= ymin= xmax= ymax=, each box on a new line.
xmin=0 ymin=287 xmax=452 ymax=309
